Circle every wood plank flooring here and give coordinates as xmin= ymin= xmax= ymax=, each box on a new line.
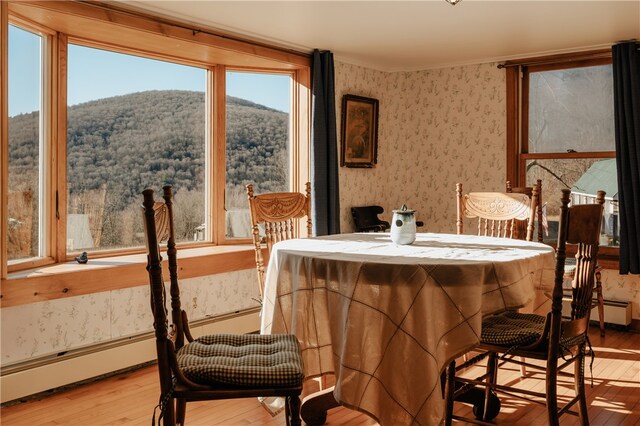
xmin=2 ymin=325 xmax=638 ymax=425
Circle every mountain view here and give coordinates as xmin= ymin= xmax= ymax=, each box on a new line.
xmin=8 ymin=90 xmax=289 ymax=254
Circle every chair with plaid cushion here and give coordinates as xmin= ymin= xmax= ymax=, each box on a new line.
xmin=246 ymin=183 xmax=312 ymax=299
xmin=142 ymin=186 xmax=304 ymax=426
xmin=444 ymin=189 xmax=606 ymax=426
xmin=507 ymin=181 xmax=606 ymax=335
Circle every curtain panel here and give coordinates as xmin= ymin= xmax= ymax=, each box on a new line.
xmin=311 ymin=49 xmax=340 ymax=236
xmin=613 ymin=41 xmax=640 ymax=274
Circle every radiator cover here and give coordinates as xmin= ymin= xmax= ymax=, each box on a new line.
xmin=562 ymin=298 xmax=632 ymax=326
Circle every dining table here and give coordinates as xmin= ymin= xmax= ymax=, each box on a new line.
xmin=260 ymin=232 xmax=556 ymax=426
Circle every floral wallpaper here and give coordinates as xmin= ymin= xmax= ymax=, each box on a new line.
xmin=599 ymin=270 xmax=640 ymax=320
xmin=1 ymin=270 xmax=259 ymax=365
xmin=335 ymin=61 xmax=506 ymax=235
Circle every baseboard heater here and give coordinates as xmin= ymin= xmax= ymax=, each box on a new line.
xmin=0 ymin=307 xmax=260 ymax=404
xmin=562 ymin=298 xmax=632 ymax=326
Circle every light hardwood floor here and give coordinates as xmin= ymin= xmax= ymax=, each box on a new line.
xmin=1 ymin=325 xmax=639 ymax=425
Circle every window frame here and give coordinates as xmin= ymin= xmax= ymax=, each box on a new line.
xmin=5 ymin=17 xmax=58 ymax=272
xmin=62 ymin=38 xmax=212 ymax=257
xmin=505 ymin=51 xmax=619 ymax=267
xmin=1 ymin=1 xmax=310 ymax=291
xmin=220 ymin=68 xmax=298 ymax=243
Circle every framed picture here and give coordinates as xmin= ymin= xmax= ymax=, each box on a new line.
xmin=340 ymin=94 xmax=379 ymax=168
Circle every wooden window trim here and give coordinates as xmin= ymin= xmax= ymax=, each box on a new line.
xmin=2 ymin=2 xmax=311 ymax=289
xmin=1 ymin=1 xmax=9 ymax=279
xmin=216 ymin=67 xmax=311 ymax=245
xmin=4 ymin=19 xmax=58 ymax=274
xmin=501 ymin=49 xmax=612 ymax=69
xmin=521 ymin=152 xmax=616 ymax=160
xmin=505 ymin=50 xmax=619 ymax=268
xmin=8 ymin=1 xmax=310 ymax=70
xmin=1 ymin=246 xmax=258 ymax=308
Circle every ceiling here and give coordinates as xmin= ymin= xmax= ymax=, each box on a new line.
xmin=117 ymin=1 xmax=640 ymax=72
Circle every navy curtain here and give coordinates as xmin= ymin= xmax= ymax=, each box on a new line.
xmin=311 ymin=49 xmax=340 ymax=236
xmin=613 ymin=41 xmax=640 ymax=274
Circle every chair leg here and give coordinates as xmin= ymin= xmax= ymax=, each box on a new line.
xmin=162 ymin=398 xmax=176 ymax=426
xmin=287 ymin=395 xmax=301 ymax=426
xmin=443 ymin=360 xmax=456 ymax=426
xmin=483 ymin=352 xmax=498 ymax=421
xmin=176 ymin=398 xmax=186 ymax=426
xmin=575 ymin=348 xmax=590 ymax=426
xmin=546 ymin=359 xmax=560 ymax=426
xmin=595 ymin=268 xmax=605 ymax=337
xmin=285 ymin=396 xmax=291 ymax=426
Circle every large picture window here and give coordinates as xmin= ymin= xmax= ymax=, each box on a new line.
xmin=66 ymin=44 xmax=206 ymax=253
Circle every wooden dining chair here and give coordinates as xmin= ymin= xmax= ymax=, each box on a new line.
xmin=456 ymin=182 xmax=538 ymax=241
xmin=507 ymin=180 xmax=606 ymax=336
xmin=456 ymin=183 xmax=539 ymax=375
xmin=246 ymin=183 xmax=312 ymax=299
xmin=565 ymin=260 xmax=605 ymax=336
xmin=506 ymin=179 xmax=544 ymax=242
xmin=142 ymin=186 xmax=304 ymax=426
xmin=444 ymin=189 xmax=606 ymax=426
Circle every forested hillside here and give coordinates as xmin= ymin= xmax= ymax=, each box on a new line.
xmin=9 ymin=90 xmax=288 ymax=207
xmin=8 ymin=90 xmax=288 ymax=249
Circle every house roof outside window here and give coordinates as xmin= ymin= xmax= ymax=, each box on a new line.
xmin=571 ymin=159 xmax=618 ymax=201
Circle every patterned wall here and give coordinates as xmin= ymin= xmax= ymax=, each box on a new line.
xmin=600 ymin=270 xmax=640 ymax=318
xmin=1 ymin=270 xmax=259 ymax=365
xmin=335 ymin=61 xmax=506 ymax=233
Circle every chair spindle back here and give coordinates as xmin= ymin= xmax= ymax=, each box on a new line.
xmin=246 ymin=183 xmax=312 ymax=298
xmin=507 ymin=179 xmax=544 ymax=242
xmin=550 ymin=189 xmax=605 ymax=359
xmin=456 ymin=183 xmax=538 ymax=241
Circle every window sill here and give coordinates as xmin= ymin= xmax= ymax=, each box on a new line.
xmin=1 ymin=245 xmax=257 ymax=308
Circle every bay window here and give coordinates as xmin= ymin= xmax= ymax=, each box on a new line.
xmin=1 ymin=1 xmax=310 ymax=293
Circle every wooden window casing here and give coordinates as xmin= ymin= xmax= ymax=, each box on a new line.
xmin=0 ymin=1 xmax=311 ymax=305
xmin=505 ymin=51 xmax=618 ymax=268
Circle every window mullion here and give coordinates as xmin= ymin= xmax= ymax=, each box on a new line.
xmin=213 ymin=65 xmax=226 ymax=245
xmin=1 ymin=1 xmax=8 ymax=278
xmin=55 ymin=32 xmax=67 ymax=263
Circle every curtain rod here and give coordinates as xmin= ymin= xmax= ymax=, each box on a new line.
xmin=497 ymin=50 xmax=612 ymax=69
xmin=79 ymin=1 xmax=312 ymax=60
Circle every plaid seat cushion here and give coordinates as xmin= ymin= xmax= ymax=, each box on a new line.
xmin=176 ymin=333 xmax=304 ymax=387
xmin=564 ymin=257 xmax=577 ymax=277
xmin=481 ymin=311 xmax=545 ymax=347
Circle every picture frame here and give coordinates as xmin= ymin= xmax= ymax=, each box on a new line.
xmin=340 ymin=94 xmax=379 ymax=168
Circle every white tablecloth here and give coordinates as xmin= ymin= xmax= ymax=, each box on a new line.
xmin=261 ymin=232 xmax=556 ymax=425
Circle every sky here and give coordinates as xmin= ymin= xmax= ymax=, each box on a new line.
xmin=8 ymin=24 xmax=291 ymax=117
